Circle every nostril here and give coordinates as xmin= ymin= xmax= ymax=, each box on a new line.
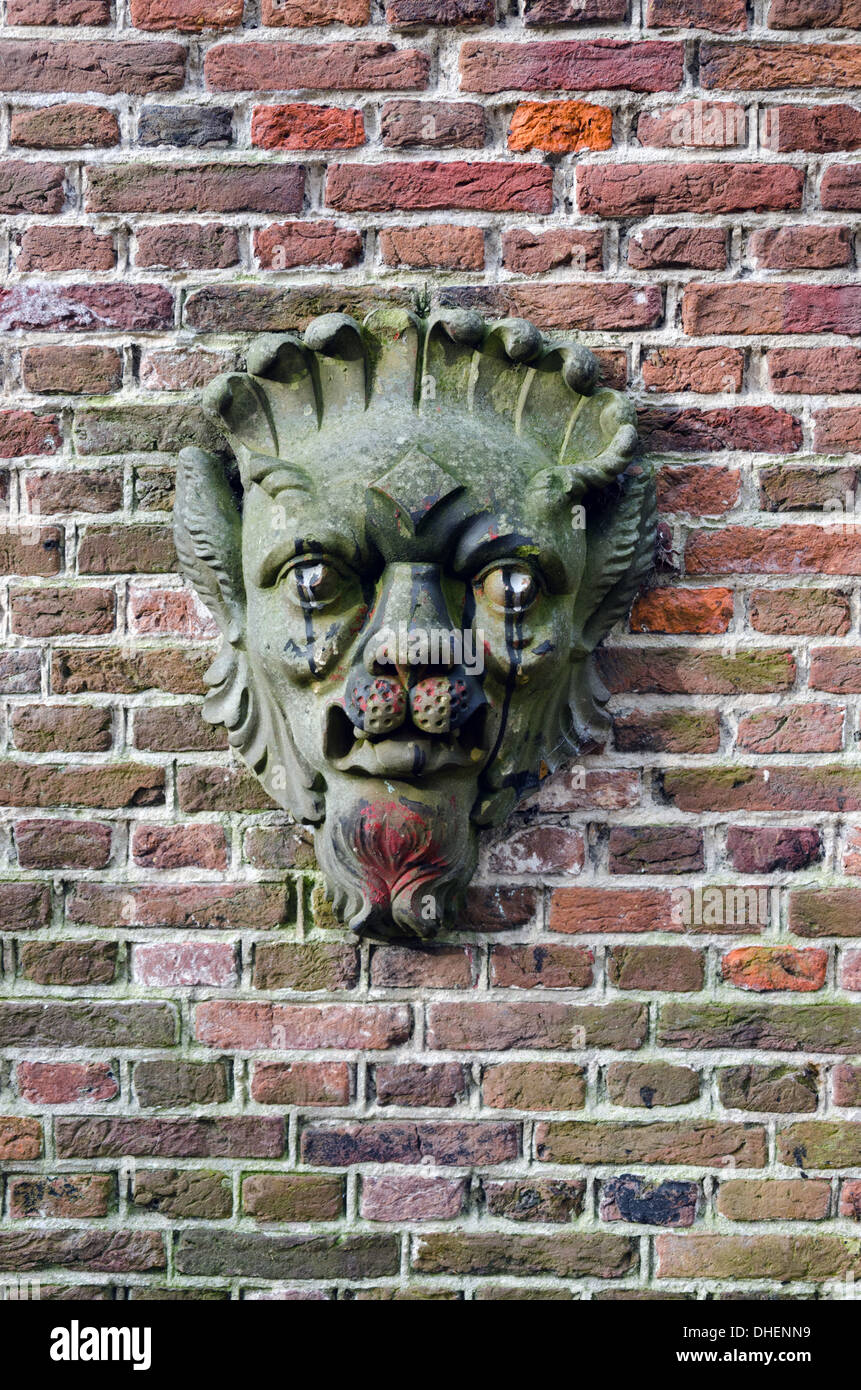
xmin=346 ymin=673 xmax=408 ymax=738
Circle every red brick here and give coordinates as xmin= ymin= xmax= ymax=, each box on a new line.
xmin=10 ymin=586 xmax=115 ymax=637
xmin=374 ymin=1063 xmax=468 ymax=1107
xmin=758 ymin=465 xmax=855 ymax=513
xmin=17 ymin=226 xmax=115 ymax=273
xmin=722 ymin=947 xmax=827 ymax=993
xmin=578 ymin=163 xmax=803 ymax=217
xmin=369 ymin=945 xmax=473 ymax=989
xmin=686 ymin=525 xmax=861 ymax=575
xmin=252 ymin=104 xmax=364 ymax=150
xmin=0 ymin=41 xmax=187 ymax=95
xmin=132 ymin=823 xmax=227 ymax=871
xmin=439 ymin=282 xmax=663 ymax=333
xmin=763 ymin=104 xmax=861 ymax=152
xmin=686 ymin=282 xmax=861 ymax=335
xmin=664 ymin=766 xmax=861 ymax=813
xmin=645 ymin=0 xmax=747 ymax=29
xmin=301 ymin=1121 xmax=519 ymax=1166
xmin=749 ymin=225 xmax=851 ymax=270
xmin=255 ymin=221 xmax=362 ymax=271
xmin=426 ymin=1001 xmax=647 ymax=1051
xmin=737 ymin=704 xmax=844 ymax=754
xmin=381 ymin=100 xmax=484 ymax=149
xmin=726 ymin=826 xmax=822 ymax=874
xmin=701 ymin=41 xmax=861 ymax=89
xmin=483 ymin=1063 xmax=586 ymax=1111
xmin=0 ymin=1117 xmax=42 ymax=1160
xmin=17 ymin=1062 xmax=118 ymax=1105
xmin=637 ymin=100 xmax=746 ymax=147
xmin=262 ymin=0 xmax=369 ymax=21
xmin=0 ymin=160 xmax=66 ymax=214
xmin=0 ymin=284 xmax=173 ymax=333
xmin=508 ymin=100 xmax=612 ymax=153
xmin=769 ymin=0 xmax=860 ymax=26
xmin=134 ymin=943 xmax=238 ymax=988
xmin=629 ymin=227 xmax=727 ymax=270
xmin=486 ymin=825 xmax=585 ymax=876
xmin=597 ymin=645 xmax=795 ymax=695
xmin=88 ymin=163 xmax=303 ymax=214
xmin=129 ymin=586 xmax=216 ymax=638
xmin=9 ymin=1175 xmax=113 ymax=1220
xmin=608 ymin=826 xmax=703 ymax=876
xmin=360 ymin=1176 xmax=467 ymax=1221
xmin=68 ymin=881 xmax=287 ymax=929
xmin=205 ymin=41 xmax=429 ymax=91
xmin=656 ymin=463 xmax=740 ymax=514
xmin=814 ymin=408 xmax=861 ymax=455
xmin=387 ymin=0 xmax=491 ymax=20
xmin=251 ymin=1062 xmax=351 ymax=1106
xmin=768 ymin=347 xmax=861 ymax=395
xmin=612 ymin=709 xmax=721 ymax=755
xmin=135 ymin=223 xmax=239 ymax=270
xmin=8 ymin=0 xmax=110 ymax=21
xmin=22 ymin=346 xmax=122 ymax=395
xmin=0 ymin=410 xmax=62 ymax=458
xmin=130 ymin=0 xmax=243 ymax=29
xmin=460 ymin=40 xmax=684 ymax=93
xmin=608 ymin=945 xmax=704 ymax=992
xmin=840 ymin=955 xmax=861 ymax=990
xmin=843 ymin=832 xmax=861 ymax=878
xmin=502 ymin=228 xmax=603 ymax=275
xmin=196 ymin=1001 xmax=411 ymax=1050
xmin=11 ymin=104 xmax=119 ymax=149
xmin=15 ymin=818 xmax=112 ymax=870
xmin=380 ymin=225 xmax=483 ymax=271
xmin=630 ymin=587 xmax=732 ymax=634
xmin=327 ymin=161 xmax=553 ymax=214
xmin=140 ymin=348 xmax=233 ymax=391
xmin=490 ymin=945 xmax=593 ymax=990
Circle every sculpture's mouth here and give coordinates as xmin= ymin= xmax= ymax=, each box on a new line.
xmin=324 ymin=702 xmax=490 ymax=779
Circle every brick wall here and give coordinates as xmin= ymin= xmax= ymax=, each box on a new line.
xmin=0 ymin=0 xmax=860 ymax=1302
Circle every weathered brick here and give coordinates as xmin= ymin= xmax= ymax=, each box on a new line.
xmin=134 ymin=1060 xmax=231 ymax=1108
xmin=196 ymin=1001 xmax=410 ymax=1050
xmin=379 ymin=225 xmax=484 ymax=271
xmin=361 ymin=1175 xmax=467 ymax=1221
xmin=701 ymin=41 xmax=861 ymax=89
xmin=0 ymin=1002 xmax=176 ymax=1048
xmin=721 ymin=946 xmax=827 ymax=993
xmin=176 ymin=1230 xmax=398 ymax=1279
xmin=630 ymin=587 xmax=733 ymax=634
xmin=17 ymin=225 xmax=114 ymax=273
xmin=17 ymin=1062 xmax=118 ymax=1106
xmin=579 ymin=163 xmax=803 ymax=217
xmin=657 ymin=1233 xmax=861 ymax=1280
xmin=9 ymin=1175 xmax=113 ymax=1221
xmin=15 ymin=817 xmax=112 ymax=869
xmin=132 ymin=1169 xmax=232 ymax=1220
xmin=251 ymin=1062 xmax=351 ymax=1106
xmin=0 ymin=1229 xmax=165 ymax=1273
xmin=428 ymin=1001 xmax=646 ymax=1051
xmin=205 ymin=41 xmax=429 ymax=91
xmin=0 ymin=42 xmax=187 ymax=96
xmin=22 ymin=346 xmax=122 ymax=396
xmin=606 ymin=1062 xmax=700 ymax=1108
xmin=18 ymin=940 xmax=117 ymax=987
xmin=460 ymin=40 xmax=684 ymax=92
xmin=717 ymin=1064 xmax=819 ymax=1113
xmin=68 ymin=881 xmax=289 ymax=930
xmin=327 ymin=161 xmax=553 ymax=213
xmin=301 ymin=1121 xmax=519 ymax=1166
xmin=87 ymin=163 xmax=304 ymax=214
xmin=412 ymin=1232 xmax=636 ymax=1279
xmin=659 ymin=1001 xmax=861 ymax=1051
xmin=381 ymin=99 xmax=484 ymax=148
xmin=56 ymin=1117 xmax=284 ymax=1159
xmin=130 ymin=0 xmax=243 ymax=29
xmin=11 ymin=103 xmax=119 ymax=148
xmin=537 ymin=1121 xmax=766 ymax=1167
xmin=600 ymin=1175 xmax=699 ymax=1226
xmin=726 ymin=826 xmax=823 ymax=874
xmin=243 ymin=1173 xmax=343 ymax=1223
xmin=483 ymin=1063 xmax=586 ymax=1111
xmin=135 ymin=223 xmax=239 ymax=270
xmin=717 ymin=1179 xmax=830 ymax=1222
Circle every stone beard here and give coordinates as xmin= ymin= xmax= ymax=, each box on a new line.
xmin=174 ymin=305 xmax=656 ymax=939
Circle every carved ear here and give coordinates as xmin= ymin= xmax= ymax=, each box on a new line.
xmin=174 ymin=447 xmax=244 ymax=644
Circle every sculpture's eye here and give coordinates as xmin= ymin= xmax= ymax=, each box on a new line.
xmin=282 ymin=559 xmax=343 ymax=610
xmin=477 ymin=564 xmax=540 ymax=615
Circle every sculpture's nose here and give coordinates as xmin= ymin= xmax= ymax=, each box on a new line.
xmin=345 ymin=564 xmax=484 ymax=739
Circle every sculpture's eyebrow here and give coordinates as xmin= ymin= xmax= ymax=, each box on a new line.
xmin=452 ymin=518 xmax=569 ymax=589
xmin=252 ymin=521 xmax=370 ymax=589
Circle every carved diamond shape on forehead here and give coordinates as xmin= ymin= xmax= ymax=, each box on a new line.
xmin=370 ymin=447 xmax=465 ymax=535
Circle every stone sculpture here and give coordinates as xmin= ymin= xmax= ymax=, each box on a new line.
xmin=174 ymin=304 xmax=656 ymax=939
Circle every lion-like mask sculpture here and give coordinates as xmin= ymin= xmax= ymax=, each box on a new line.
xmin=174 ymin=305 xmax=655 ymax=940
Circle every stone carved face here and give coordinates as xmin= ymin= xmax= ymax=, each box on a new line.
xmin=174 ymin=306 xmax=655 ymax=939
